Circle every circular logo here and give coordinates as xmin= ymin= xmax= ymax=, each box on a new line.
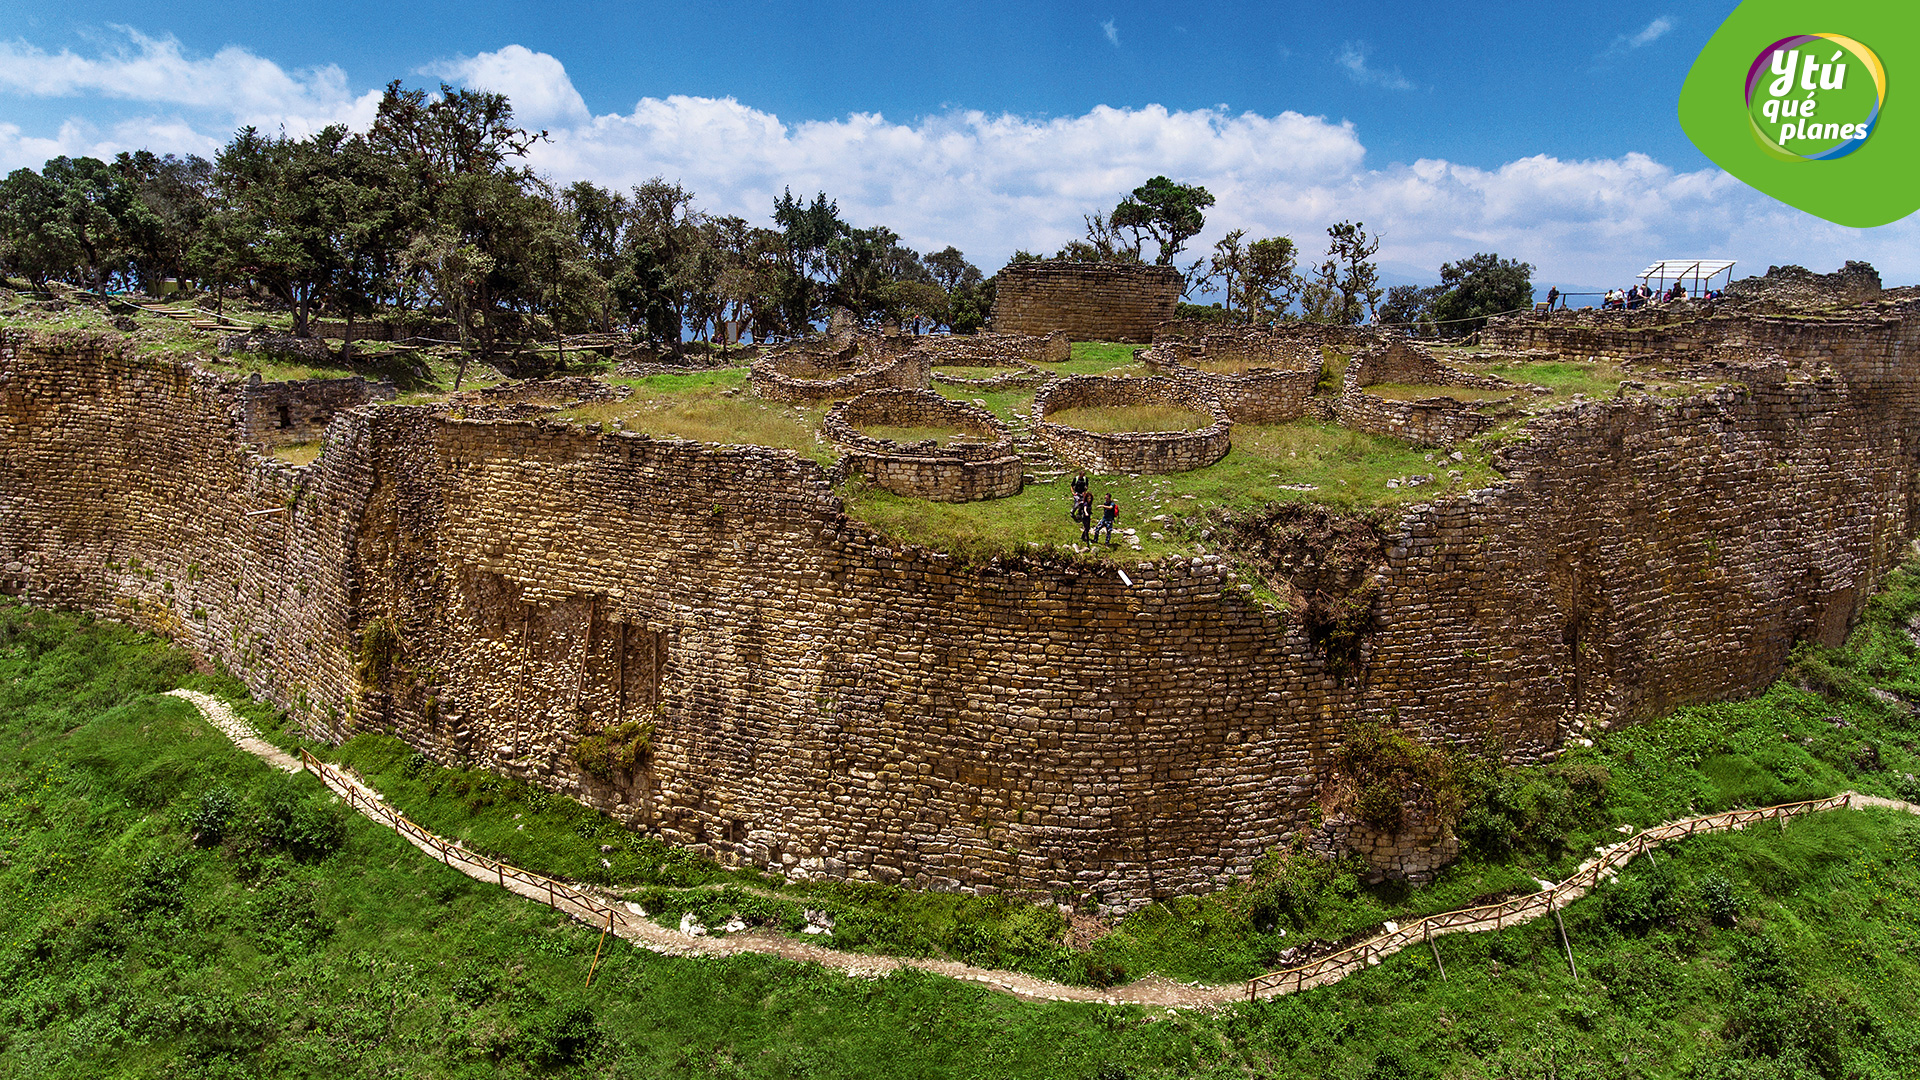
xmin=1745 ymin=34 xmax=1886 ymax=160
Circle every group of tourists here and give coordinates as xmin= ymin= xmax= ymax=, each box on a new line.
xmin=1596 ymin=282 xmax=1719 ymax=310
xmin=1069 ymin=473 xmax=1119 ymax=544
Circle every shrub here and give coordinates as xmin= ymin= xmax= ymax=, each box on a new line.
xmin=571 ymin=720 xmax=653 ymax=781
xmin=254 ymin=785 xmax=348 ymax=862
xmin=123 ymin=852 xmax=191 ymax=919
xmin=189 ymin=786 xmax=241 ymax=844
xmin=1244 ymin=844 xmax=1353 ymax=931
xmin=1699 ymin=873 xmax=1741 ymax=926
xmin=354 ymin=617 xmax=404 ymax=690
xmin=517 ymin=1003 xmax=602 ymax=1067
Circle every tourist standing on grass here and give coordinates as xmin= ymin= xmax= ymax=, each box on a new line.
xmin=1093 ymin=494 xmax=1118 ymax=544
xmin=1070 ymin=472 xmax=1089 ymax=513
xmin=1077 ymin=490 xmax=1094 ymax=542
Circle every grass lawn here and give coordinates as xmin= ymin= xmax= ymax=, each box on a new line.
xmin=1042 ymin=405 xmax=1216 ymax=433
xmin=847 ymin=418 xmax=1503 ymax=563
xmin=556 ymin=369 xmax=835 ymax=463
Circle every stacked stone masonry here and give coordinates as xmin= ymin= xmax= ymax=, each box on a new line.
xmin=993 ymin=263 xmax=1181 ymax=343
xmin=824 ymin=389 xmax=1023 ymax=502
xmin=1330 ymin=339 xmax=1519 ymax=448
xmin=5 ymin=303 xmax=1920 ymax=906
xmin=237 ymin=374 xmax=394 ymax=449
xmin=1139 ymin=344 xmax=1323 ymax=424
xmin=1032 ymin=375 xmax=1233 ymax=474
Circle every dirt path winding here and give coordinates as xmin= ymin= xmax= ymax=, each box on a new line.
xmin=164 ymin=689 xmax=1920 ymax=1010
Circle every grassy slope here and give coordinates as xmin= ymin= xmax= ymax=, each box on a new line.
xmin=7 ymin=564 xmax=1920 ymax=1075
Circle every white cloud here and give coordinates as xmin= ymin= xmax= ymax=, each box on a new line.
xmin=3 ymin=31 xmax=1917 ymax=285
xmin=1631 ymin=18 xmax=1673 ymax=47
xmin=422 ymin=44 xmax=590 ymax=127
xmin=0 ymin=27 xmax=381 ymax=136
xmin=1102 ymin=19 xmax=1120 ymax=48
xmin=1602 ymin=16 xmax=1675 ymax=60
xmin=1337 ymin=41 xmax=1415 ymax=91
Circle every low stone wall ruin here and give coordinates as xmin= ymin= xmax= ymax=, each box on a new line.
xmin=1033 ymin=375 xmax=1232 ymax=473
xmin=751 ymin=343 xmax=933 ymax=403
xmin=1347 ymin=339 xmax=1513 ymax=392
xmin=824 ymin=389 xmax=1023 ymax=502
xmin=993 ymin=263 xmax=1181 ymax=342
xmin=1140 ymin=344 xmax=1323 ymax=424
xmin=1331 ymin=390 xmax=1507 ymax=447
xmin=237 ymin=374 xmax=395 ymax=449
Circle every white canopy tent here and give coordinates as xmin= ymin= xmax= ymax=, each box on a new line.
xmin=1638 ymin=259 xmax=1737 ymax=298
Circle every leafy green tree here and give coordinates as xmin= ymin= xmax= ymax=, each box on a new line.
xmin=1430 ymin=252 xmax=1535 ymax=333
xmin=1109 ymin=176 xmax=1215 ymax=265
xmin=559 ymin=181 xmax=629 ymax=332
xmin=772 ymin=188 xmax=845 ymax=336
xmin=112 ymin=150 xmax=213 ymax=292
xmin=619 ymin=177 xmax=706 ymax=350
xmin=0 ymin=156 xmax=156 ymax=295
xmin=207 ymin=128 xmax=370 ymax=337
xmin=1378 ymin=283 xmax=1445 ymax=332
xmin=1298 ymin=257 xmax=1345 ymax=324
xmin=926 ymin=246 xmax=988 ymax=332
xmin=1055 ymin=210 xmax=1142 ymax=263
xmin=1202 ymin=229 xmax=1249 ymax=317
xmin=1324 ymin=220 xmax=1384 ymax=324
xmin=1240 ymin=236 xmax=1301 ymax=321
xmin=368 ymin=81 xmax=550 ymax=379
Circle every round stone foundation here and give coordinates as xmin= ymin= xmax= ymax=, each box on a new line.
xmin=1032 ymin=375 xmax=1231 ymax=473
xmin=824 ymin=388 xmax=1023 ymax=501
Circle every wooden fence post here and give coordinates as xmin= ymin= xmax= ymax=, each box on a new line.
xmin=1427 ymin=925 xmax=1446 ymax=981
xmin=586 ymin=908 xmax=614 ymax=989
xmin=1552 ymin=898 xmax=1578 ymax=980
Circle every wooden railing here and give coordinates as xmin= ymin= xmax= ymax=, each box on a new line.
xmin=1245 ymin=793 xmax=1854 ymax=1000
xmin=297 ymin=747 xmax=624 ymax=929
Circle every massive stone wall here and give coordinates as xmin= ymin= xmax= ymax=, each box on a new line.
xmin=5 ymin=310 xmax=1920 ymax=904
xmin=993 ymin=264 xmax=1181 ymax=342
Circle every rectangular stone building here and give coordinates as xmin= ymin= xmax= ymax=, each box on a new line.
xmin=992 ymin=262 xmax=1182 ymax=342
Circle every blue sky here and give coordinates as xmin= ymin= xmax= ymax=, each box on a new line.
xmin=3 ymin=1 xmax=1915 ymax=288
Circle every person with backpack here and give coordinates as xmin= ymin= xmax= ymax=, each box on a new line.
xmin=1093 ymin=493 xmax=1119 ymax=544
xmin=1074 ymin=488 xmax=1093 ymax=541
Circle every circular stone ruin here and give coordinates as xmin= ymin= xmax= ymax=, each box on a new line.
xmin=1032 ymin=375 xmax=1231 ymax=474
xmin=924 ymin=332 xmax=1070 ymax=390
xmin=823 ymin=388 xmax=1023 ymax=501
xmin=750 ymin=337 xmax=932 ymax=403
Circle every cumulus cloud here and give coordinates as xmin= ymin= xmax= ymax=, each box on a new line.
xmin=1336 ymin=41 xmax=1416 ymax=91
xmin=422 ymin=44 xmax=590 ymax=127
xmin=0 ymin=27 xmax=382 ymax=135
xmin=3 ymin=30 xmax=1916 ymax=284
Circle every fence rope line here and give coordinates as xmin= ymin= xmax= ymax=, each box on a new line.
xmin=162 ymin=689 xmax=1920 ymax=1009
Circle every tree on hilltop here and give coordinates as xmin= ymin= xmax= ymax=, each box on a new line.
xmin=1430 ymin=252 xmax=1534 ymax=333
xmin=1111 ymin=176 xmax=1215 ymax=266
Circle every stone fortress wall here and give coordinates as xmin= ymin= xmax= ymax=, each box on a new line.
xmin=6 ymin=296 xmax=1920 ymax=904
xmin=993 ymin=263 xmax=1183 ymax=342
